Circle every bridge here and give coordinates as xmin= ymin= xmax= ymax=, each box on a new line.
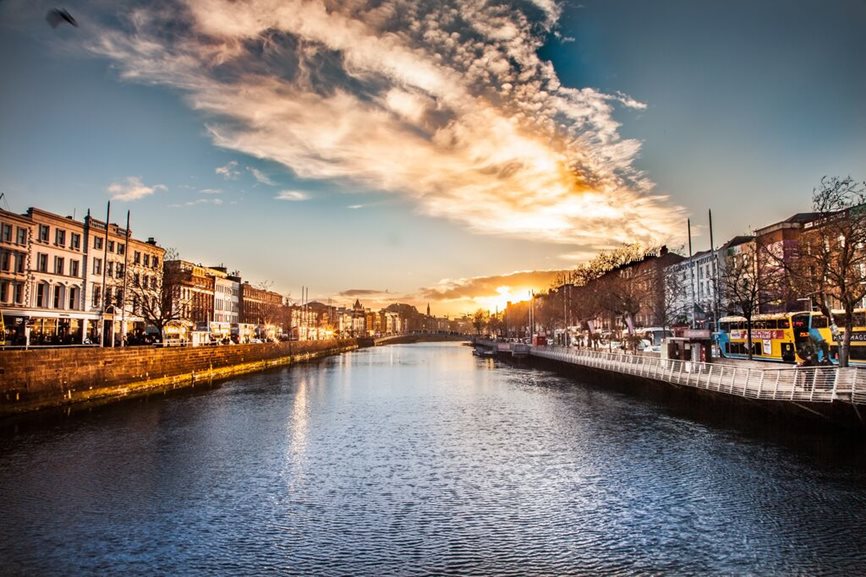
xmin=475 ymin=340 xmax=866 ymax=407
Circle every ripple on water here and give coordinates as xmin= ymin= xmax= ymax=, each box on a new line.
xmin=1 ymin=343 xmax=866 ymax=576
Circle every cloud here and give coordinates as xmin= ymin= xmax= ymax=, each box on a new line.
xmin=419 ymin=270 xmax=566 ymax=302
xmin=199 ymin=188 xmax=223 ymax=194
xmin=274 ymin=190 xmax=309 ymax=201
xmin=339 ymin=289 xmax=389 ymax=297
xmin=107 ymin=177 xmax=166 ymax=201
xmin=347 ymin=204 xmax=365 ymax=209
xmin=247 ymin=166 xmax=276 ymax=186
xmin=87 ymin=0 xmax=686 ymax=250
xmin=215 ymin=161 xmax=240 ymax=179
xmin=170 ymin=198 xmax=224 ymax=208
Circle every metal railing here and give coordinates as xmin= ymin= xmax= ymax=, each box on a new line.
xmin=530 ymin=345 xmax=866 ymax=405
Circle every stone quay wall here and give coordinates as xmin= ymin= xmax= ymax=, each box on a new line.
xmin=0 ymin=339 xmax=357 ymax=416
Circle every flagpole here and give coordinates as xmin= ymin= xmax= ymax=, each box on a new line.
xmin=709 ymin=209 xmax=720 ymax=331
xmin=688 ymin=218 xmax=695 ymax=330
xmin=120 ymin=210 xmax=130 ymax=346
xmin=101 ymin=201 xmax=111 ymax=347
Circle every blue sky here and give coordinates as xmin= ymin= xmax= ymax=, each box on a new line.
xmin=1 ymin=0 xmax=864 ymax=314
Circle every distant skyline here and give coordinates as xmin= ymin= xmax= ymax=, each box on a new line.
xmin=1 ymin=0 xmax=864 ymax=315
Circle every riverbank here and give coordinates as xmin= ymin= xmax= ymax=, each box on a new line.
xmin=0 ymin=339 xmax=357 ymax=417
xmin=517 ymin=346 xmax=866 ymax=433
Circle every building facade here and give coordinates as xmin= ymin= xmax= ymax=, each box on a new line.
xmin=0 ymin=206 xmax=164 ymax=346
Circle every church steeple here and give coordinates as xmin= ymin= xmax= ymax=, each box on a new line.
xmin=426 ymin=303 xmax=431 ymax=317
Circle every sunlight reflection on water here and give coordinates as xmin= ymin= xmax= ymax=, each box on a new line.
xmin=1 ymin=342 xmax=866 ymax=576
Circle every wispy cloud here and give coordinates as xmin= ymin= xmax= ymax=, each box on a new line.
xmin=169 ymin=198 xmax=224 ymax=208
xmin=247 ymin=166 xmax=276 ymax=186
xmin=215 ymin=161 xmax=240 ymax=180
xmin=107 ymin=177 xmax=166 ymax=201
xmin=274 ymin=190 xmax=309 ymax=201
xmin=339 ymin=289 xmax=389 ymax=297
xmin=199 ymin=188 xmax=223 ymax=194
xmin=88 ymin=0 xmax=685 ymax=250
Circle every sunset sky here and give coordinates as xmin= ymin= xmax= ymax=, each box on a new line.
xmin=1 ymin=0 xmax=864 ymax=315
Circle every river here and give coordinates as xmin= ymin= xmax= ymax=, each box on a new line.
xmin=2 ymin=342 xmax=866 ymax=575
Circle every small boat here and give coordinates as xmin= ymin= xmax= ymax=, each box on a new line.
xmin=473 ymin=346 xmax=496 ymax=357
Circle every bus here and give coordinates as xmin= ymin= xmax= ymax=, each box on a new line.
xmin=635 ymin=327 xmax=673 ymax=352
xmin=717 ymin=310 xmax=866 ymax=365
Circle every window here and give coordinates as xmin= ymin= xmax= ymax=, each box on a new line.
xmin=133 ymin=251 xmax=141 ymax=265
xmin=16 ymin=227 xmax=27 ymax=245
xmin=37 ymin=283 xmax=48 ymax=307
xmin=13 ymin=282 xmax=23 ymax=304
xmin=133 ymin=273 xmax=140 ymax=287
xmin=93 ymin=258 xmax=102 ymax=276
xmin=152 ymin=256 xmax=159 ymax=269
xmin=70 ymin=260 xmax=79 ymax=277
xmin=108 ymin=240 xmax=115 ymax=253
xmin=94 ymin=236 xmax=103 ymax=250
xmin=143 ymin=254 xmax=150 ymax=266
xmin=53 ymin=285 xmax=63 ymax=309
xmin=107 ymin=261 xmax=114 ymax=277
xmin=117 ymin=243 xmax=125 ymax=256
xmin=54 ymin=256 xmax=65 ymax=275
xmin=38 ymin=224 xmax=49 ymax=242
xmin=92 ymin=284 xmax=101 ymax=307
xmin=55 ymin=229 xmax=66 ymax=247
xmin=116 ymin=263 xmax=124 ymax=278
xmin=0 ymin=224 xmax=11 ymax=243
xmin=0 ymin=251 xmax=9 ymax=272
xmin=71 ymin=232 xmax=81 ymax=250
xmin=115 ymin=288 xmax=124 ymax=305
xmin=0 ymin=280 xmax=7 ymax=303
xmin=37 ymin=253 xmax=48 ymax=273
xmin=68 ymin=287 xmax=78 ymax=310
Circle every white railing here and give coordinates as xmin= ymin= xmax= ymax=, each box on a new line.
xmin=530 ymin=345 xmax=866 ymax=405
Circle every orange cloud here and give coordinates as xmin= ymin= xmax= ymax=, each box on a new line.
xmin=88 ymin=0 xmax=685 ymax=250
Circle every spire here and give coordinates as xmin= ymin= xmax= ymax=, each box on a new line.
xmin=427 ymin=303 xmax=431 ymax=317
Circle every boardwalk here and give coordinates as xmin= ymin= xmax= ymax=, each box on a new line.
xmin=481 ymin=341 xmax=866 ymax=406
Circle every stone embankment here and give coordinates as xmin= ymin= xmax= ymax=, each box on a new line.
xmin=0 ymin=339 xmax=357 ymax=416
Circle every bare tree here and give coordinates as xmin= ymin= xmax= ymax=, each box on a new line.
xmin=718 ymin=243 xmax=762 ymax=360
xmin=790 ymin=176 xmax=866 ymax=366
xmin=128 ymin=261 xmax=189 ymax=342
xmin=472 ymin=309 xmax=487 ymax=335
xmin=557 ymin=244 xmax=647 ymax=345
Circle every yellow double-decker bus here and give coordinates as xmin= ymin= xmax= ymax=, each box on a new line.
xmin=810 ymin=310 xmax=866 ymax=364
xmin=718 ymin=310 xmax=866 ymax=365
xmin=717 ymin=313 xmax=801 ymax=363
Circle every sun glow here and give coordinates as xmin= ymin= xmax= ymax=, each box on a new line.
xmin=476 ymin=286 xmax=533 ymax=313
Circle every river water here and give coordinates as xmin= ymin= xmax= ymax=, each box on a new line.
xmin=2 ymin=342 xmax=866 ymax=576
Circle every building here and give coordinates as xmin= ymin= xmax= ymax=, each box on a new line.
xmin=0 ymin=206 xmax=164 ymax=346
xmin=164 ymin=260 xmax=216 ymax=328
xmin=239 ymin=282 xmax=284 ymax=339
xmin=754 ymin=213 xmax=820 ymax=313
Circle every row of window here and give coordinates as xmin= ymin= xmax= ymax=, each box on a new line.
xmin=0 ymin=280 xmax=25 ymax=305
xmin=3 ymin=223 xmax=160 ymax=270
xmin=0 ymin=224 xmax=30 ymax=246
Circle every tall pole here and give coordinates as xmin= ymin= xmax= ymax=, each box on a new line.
xmin=120 ymin=210 xmax=130 ymax=346
xmin=100 ymin=201 xmax=111 ymax=347
xmin=709 ymin=209 xmax=720 ymax=331
xmin=687 ymin=218 xmax=695 ymax=330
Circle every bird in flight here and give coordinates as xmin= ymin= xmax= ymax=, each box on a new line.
xmin=46 ymin=8 xmax=78 ymax=28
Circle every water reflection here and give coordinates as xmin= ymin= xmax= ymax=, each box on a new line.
xmin=1 ymin=342 xmax=865 ymax=576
